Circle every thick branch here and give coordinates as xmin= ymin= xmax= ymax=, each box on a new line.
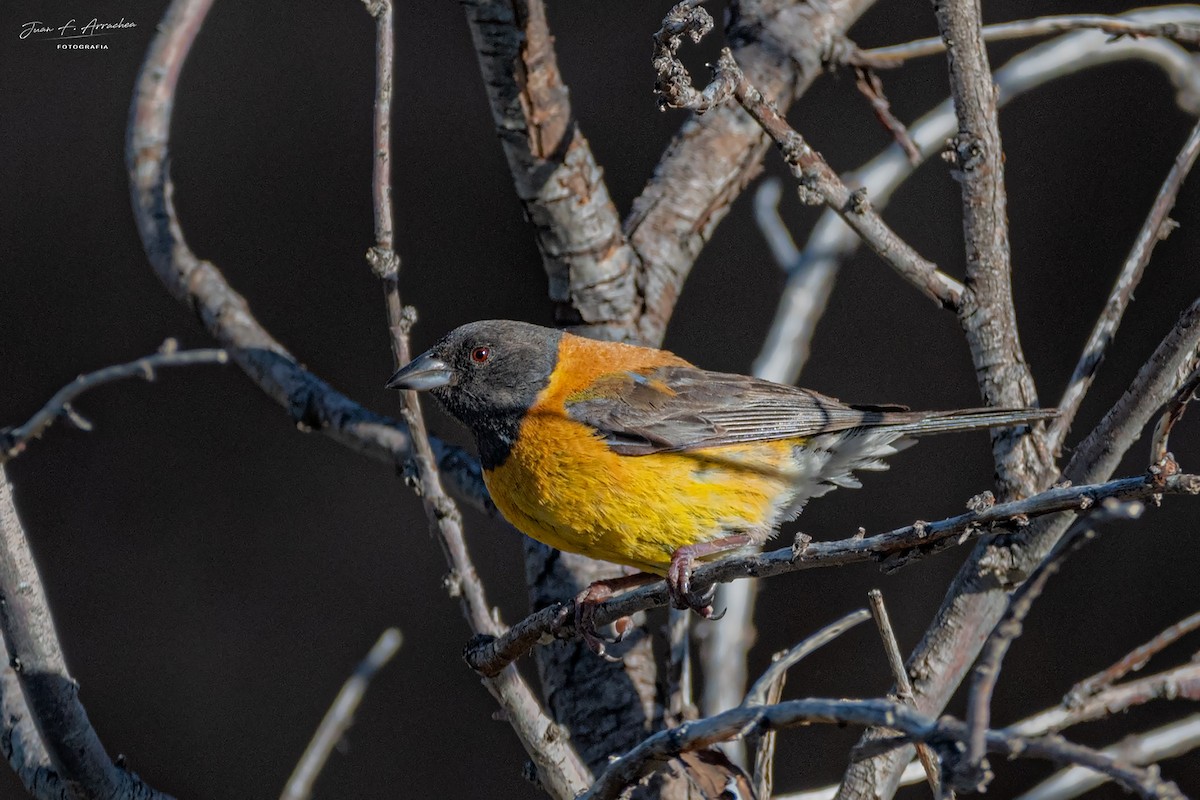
xmin=460 ymin=0 xmax=638 ymax=339
xmin=960 ymin=501 xmax=1144 ymax=791
xmin=759 ymin=15 xmax=1200 ymax=386
xmin=125 ymin=0 xmax=492 ymax=515
xmin=1 ymin=467 xmax=175 ymax=800
xmin=630 ymin=0 xmax=877 ymax=346
xmin=937 ymin=0 xmax=1047 ymax=498
xmin=463 ymin=472 xmax=1200 ymax=676
xmin=837 ymin=298 xmax=1200 ymax=799
xmin=581 ymin=697 xmax=1184 ymax=800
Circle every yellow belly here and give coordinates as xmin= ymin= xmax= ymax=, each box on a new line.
xmin=483 ymin=413 xmax=800 ymax=574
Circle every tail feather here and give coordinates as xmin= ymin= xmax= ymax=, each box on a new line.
xmin=884 ymin=407 xmax=1056 ymax=437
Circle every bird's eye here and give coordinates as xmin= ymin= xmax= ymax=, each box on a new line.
xmin=470 ymin=346 xmax=491 ymax=364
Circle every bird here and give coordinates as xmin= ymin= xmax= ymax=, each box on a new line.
xmin=386 ymin=320 xmax=1053 ymax=651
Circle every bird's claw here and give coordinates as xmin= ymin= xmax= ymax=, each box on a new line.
xmin=667 ymin=552 xmax=721 ymax=617
xmin=564 ymin=584 xmax=630 ymax=659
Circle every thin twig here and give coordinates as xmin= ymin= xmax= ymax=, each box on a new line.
xmin=1049 ymin=118 xmax=1200 ymax=456
xmin=758 ymin=15 xmax=1200 ymax=386
xmin=281 ymin=628 xmax=402 ymax=800
xmin=868 ymin=591 xmax=942 ymax=798
xmin=125 ymin=0 xmax=493 ymax=515
xmin=463 ymin=472 xmax=1200 ymax=676
xmin=1151 ymin=364 xmax=1200 ymax=469
xmin=0 ymin=466 xmax=176 ymax=799
xmin=777 ymin=661 xmax=1200 ymax=800
xmin=744 ymin=610 xmax=870 ymax=707
xmin=1012 ymin=661 xmax=1200 ymax=737
xmin=665 ymin=608 xmax=694 ymax=727
xmin=1017 ymin=714 xmax=1200 ymax=800
xmin=360 ymin=3 xmax=588 ymax=793
xmin=743 ymin=610 xmax=870 ymax=800
xmin=0 ymin=343 xmax=227 ymax=463
xmin=1065 ymin=610 xmax=1200 ymax=707
xmin=580 ymin=697 xmax=1184 ymax=800
xmin=852 ymin=67 xmax=920 ymax=163
xmin=856 ymin=14 xmax=1200 ymax=66
xmin=958 ymin=500 xmax=1145 ymax=792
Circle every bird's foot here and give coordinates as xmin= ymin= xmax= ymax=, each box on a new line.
xmin=560 ymin=573 xmax=656 ymax=659
xmin=666 ymin=534 xmax=754 ymax=618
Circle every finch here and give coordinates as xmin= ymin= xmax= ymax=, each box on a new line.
xmin=387 ymin=320 xmax=1052 ymax=648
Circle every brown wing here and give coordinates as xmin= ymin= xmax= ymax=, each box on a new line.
xmin=562 ymin=366 xmax=896 ymax=455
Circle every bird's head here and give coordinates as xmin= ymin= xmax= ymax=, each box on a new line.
xmin=385 ymin=320 xmax=563 ymax=466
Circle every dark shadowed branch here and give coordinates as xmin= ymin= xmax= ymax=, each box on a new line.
xmin=0 ymin=467 xmax=175 ymax=800
xmin=125 ymin=0 xmax=493 ymax=515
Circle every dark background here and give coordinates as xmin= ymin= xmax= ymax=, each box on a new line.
xmin=2 ymin=1 xmax=1199 ymax=798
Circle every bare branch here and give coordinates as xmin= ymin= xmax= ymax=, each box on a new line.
xmin=459 ymin=0 xmax=638 ymax=339
xmin=362 ymin=4 xmax=589 ymax=793
xmin=760 ymin=15 xmax=1200 ymax=386
xmin=1049 ymin=118 xmax=1200 ymax=455
xmin=867 ymin=591 xmax=941 ymax=797
xmin=0 ymin=467 xmax=176 ymax=800
xmin=1017 ymin=714 xmax=1200 ymax=800
xmin=936 ymin=0 xmax=1047 ymax=498
xmin=0 ymin=342 xmax=228 ymax=463
xmin=744 ymin=610 xmax=870 ymax=707
xmin=959 ymin=500 xmax=1145 ymax=792
xmin=630 ymin=0 xmax=878 ymax=346
xmin=1012 ymin=661 xmax=1200 ymax=737
xmin=125 ymin=0 xmax=493 ymax=515
xmin=581 ymin=697 xmax=1184 ymax=800
xmin=1066 ymin=609 xmax=1200 ymax=706
xmin=778 ymin=661 xmax=1200 ymax=800
xmin=651 ymin=15 xmax=962 ymax=309
xmin=463 ymin=472 xmax=1200 ymax=676
xmin=281 ymin=628 xmax=403 ymax=800
xmin=838 ymin=297 xmax=1200 ymax=799
xmin=0 ymin=650 xmax=65 ymax=799
xmin=858 ymin=14 xmax=1200 ymax=65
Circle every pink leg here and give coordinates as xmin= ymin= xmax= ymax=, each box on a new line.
xmin=565 ymin=572 xmax=659 ymax=658
xmin=667 ymin=534 xmax=752 ymax=616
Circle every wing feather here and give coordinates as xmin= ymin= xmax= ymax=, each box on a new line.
xmin=564 ymin=366 xmax=893 ymax=455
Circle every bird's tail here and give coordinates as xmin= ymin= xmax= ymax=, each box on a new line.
xmin=882 ymin=407 xmax=1057 ymax=437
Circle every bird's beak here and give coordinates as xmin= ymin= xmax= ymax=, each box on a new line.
xmin=385 ymin=352 xmax=454 ymax=391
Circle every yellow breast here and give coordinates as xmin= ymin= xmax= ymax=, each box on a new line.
xmin=481 ymin=334 xmax=802 ymax=573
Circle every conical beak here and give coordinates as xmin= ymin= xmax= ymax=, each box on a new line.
xmin=385 ymin=352 xmax=454 ymax=391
